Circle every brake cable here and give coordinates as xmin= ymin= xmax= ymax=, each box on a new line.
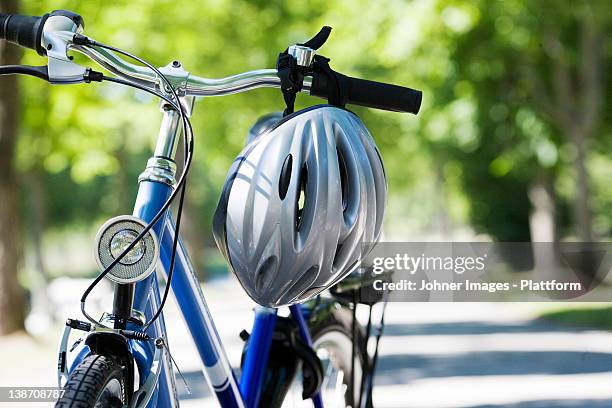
xmin=358 ymin=303 xmax=374 ymax=408
xmin=351 ymin=290 xmax=358 ymax=407
xmin=363 ymin=290 xmax=389 ymax=408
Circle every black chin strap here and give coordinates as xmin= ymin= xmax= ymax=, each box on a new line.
xmin=276 ymin=51 xmax=304 ymax=117
xmin=276 ymin=26 xmax=347 ymax=116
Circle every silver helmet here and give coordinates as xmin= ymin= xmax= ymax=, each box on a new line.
xmin=213 ymin=105 xmax=387 ymax=307
xmin=245 ymin=111 xmax=283 ymax=144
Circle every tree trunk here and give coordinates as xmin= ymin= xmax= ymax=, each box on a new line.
xmin=528 ymin=173 xmax=557 ymax=243
xmin=571 ymin=128 xmax=593 ymax=242
xmin=528 ymin=173 xmax=560 ymax=275
xmin=24 ymin=168 xmax=55 ymax=325
xmin=535 ymin=8 xmax=602 ymax=243
xmin=432 ymin=163 xmax=451 ymax=236
xmin=0 ymin=0 xmax=25 ymax=335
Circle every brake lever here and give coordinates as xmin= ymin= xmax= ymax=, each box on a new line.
xmin=299 ymin=26 xmax=332 ymax=51
xmin=0 ymin=65 xmax=49 ymax=80
xmin=42 ymin=11 xmax=87 ymax=84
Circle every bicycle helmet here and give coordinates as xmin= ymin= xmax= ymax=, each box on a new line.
xmin=246 ymin=111 xmax=283 ymax=144
xmin=213 ymin=105 xmax=387 ymax=307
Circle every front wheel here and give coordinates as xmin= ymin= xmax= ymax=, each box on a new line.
xmin=55 ymin=354 xmax=127 ymax=408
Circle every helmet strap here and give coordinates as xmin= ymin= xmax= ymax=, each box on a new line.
xmin=276 ymin=51 xmax=304 ymax=117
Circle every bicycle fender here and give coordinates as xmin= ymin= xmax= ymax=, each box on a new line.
xmin=84 ymin=331 xmax=135 ymax=402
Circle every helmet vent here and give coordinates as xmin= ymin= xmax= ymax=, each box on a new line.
xmin=283 ymin=265 xmax=319 ymax=303
xmin=255 ymin=256 xmax=279 ymax=294
xmin=333 ymin=243 xmax=346 ymax=270
xmin=337 ymin=147 xmax=349 ymax=211
xmin=295 ymin=164 xmax=308 ymax=229
xmin=278 ymin=154 xmax=293 ymax=200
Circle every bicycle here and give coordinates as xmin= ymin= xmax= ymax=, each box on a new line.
xmin=0 ymin=9 xmax=421 ymax=407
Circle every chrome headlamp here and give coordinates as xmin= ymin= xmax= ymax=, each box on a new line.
xmin=94 ymin=215 xmax=159 ymax=284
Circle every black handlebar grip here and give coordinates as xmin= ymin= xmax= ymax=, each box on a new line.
xmin=0 ymin=13 xmax=48 ymax=55
xmin=311 ymin=72 xmax=422 ymax=114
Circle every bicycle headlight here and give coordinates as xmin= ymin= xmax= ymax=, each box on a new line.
xmin=94 ymin=215 xmax=159 ymax=284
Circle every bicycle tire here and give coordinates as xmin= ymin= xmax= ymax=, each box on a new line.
xmin=55 ymin=354 xmax=126 ymax=408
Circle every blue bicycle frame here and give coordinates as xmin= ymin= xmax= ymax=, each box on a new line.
xmin=63 ymin=107 xmax=321 ymax=408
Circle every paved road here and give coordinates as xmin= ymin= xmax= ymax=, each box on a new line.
xmin=2 ymin=278 xmax=612 ymax=407
xmin=167 ymin=281 xmax=612 ymax=408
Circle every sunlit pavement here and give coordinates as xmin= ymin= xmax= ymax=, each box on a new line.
xmin=2 ymin=278 xmax=612 ymax=407
xmin=169 ymin=281 xmax=612 ymax=408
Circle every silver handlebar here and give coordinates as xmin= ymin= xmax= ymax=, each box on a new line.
xmin=70 ymin=43 xmax=312 ymax=97
xmin=185 ymin=70 xmax=312 ymax=97
xmin=40 ymin=14 xmax=315 ymax=98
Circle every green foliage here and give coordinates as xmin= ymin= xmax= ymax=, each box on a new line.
xmin=13 ymin=0 xmax=612 ymax=269
xmin=18 ymin=0 xmax=432 ymax=235
xmin=409 ymin=0 xmax=611 ymax=240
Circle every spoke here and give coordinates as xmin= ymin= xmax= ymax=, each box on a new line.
xmin=321 ymin=359 xmax=334 ymax=391
xmin=334 ymin=370 xmax=345 ymax=407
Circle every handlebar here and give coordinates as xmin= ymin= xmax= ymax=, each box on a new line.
xmin=0 ymin=10 xmax=422 ymax=114
xmin=311 ymin=72 xmax=421 ymax=114
xmin=0 ymin=13 xmax=47 ymax=55
xmin=72 ymin=43 xmax=420 ymax=113
xmin=71 ymin=43 xmax=313 ymax=97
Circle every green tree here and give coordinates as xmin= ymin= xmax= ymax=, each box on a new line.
xmin=415 ymin=0 xmax=610 ymax=241
xmin=0 ymin=0 xmax=25 ymax=335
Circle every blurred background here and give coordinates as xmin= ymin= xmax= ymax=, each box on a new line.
xmin=0 ymin=0 xmax=611 ymax=407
